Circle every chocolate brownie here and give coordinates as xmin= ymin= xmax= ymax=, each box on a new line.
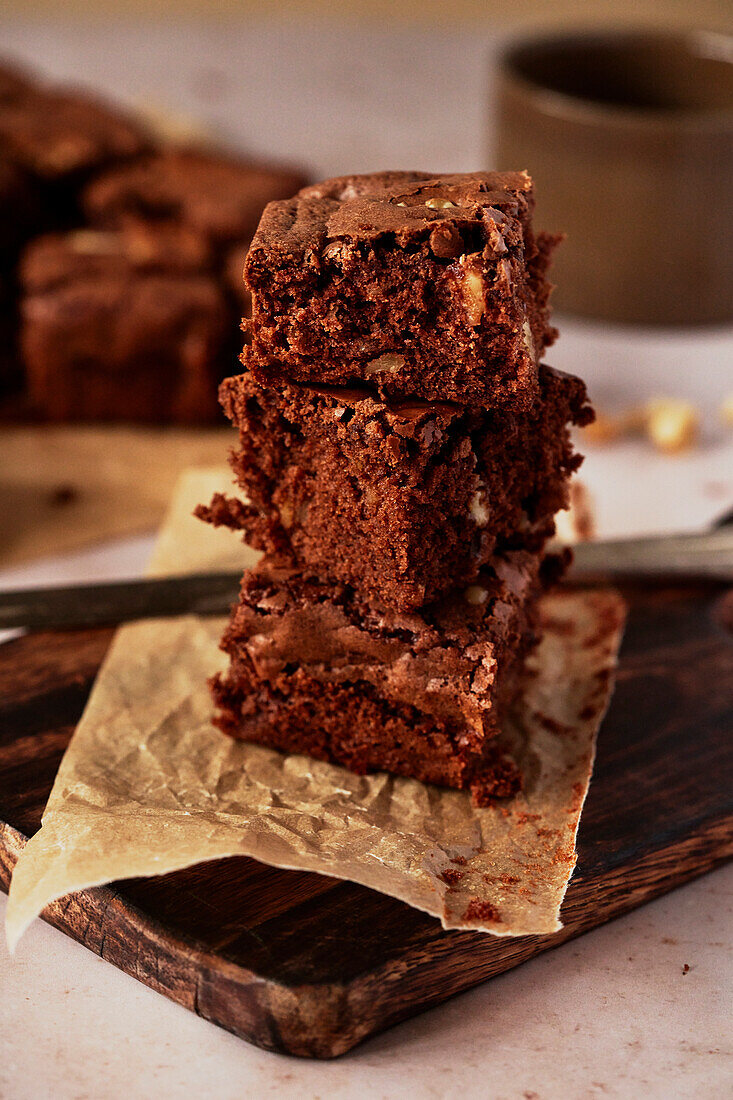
xmin=0 ymin=83 xmax=148 ymax=185
xmin=0 ymin=62 xmax=32 ymax=103
xmin=17 ymin=141 xmax=309 ymax=422
xmin=20 ymin=229 xmax=229 ymax=422
xmin=242 ymin=170 xmax=559 ymax=408
xmin=224 ymin=240 xmax=252 ymax=313
xmin=84 ymin=149 xmax=307 ymax=268
xmin=197 ymin=364 xmax=591 ymax=610
xmin=212 ymin=550 xmax=548 ymax=803
xmin=0 ymin=159 xmax=46 ymax=269
xmin=0 ymin=158 xmax=47 ymax=394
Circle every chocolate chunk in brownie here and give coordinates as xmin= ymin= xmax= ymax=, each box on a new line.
xmin=211 ymin=551 xmax=546 ymax=802
xmin=242 ymin=170 xmax=560 ymax=408
xmin=197 ymin=364 xmax=591 ymax=611
xmin=84 ymin=149 xmax=307 ymax=266
xmin=20 ymin=228 xmax=229 ymax=422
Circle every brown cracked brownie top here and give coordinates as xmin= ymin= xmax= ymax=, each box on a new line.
xmin=248 ymin=169 xmax=533 ymax=260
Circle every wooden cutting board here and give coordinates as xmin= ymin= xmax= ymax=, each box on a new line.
xmin=0 ymin=581 xmax=731 ymax=1058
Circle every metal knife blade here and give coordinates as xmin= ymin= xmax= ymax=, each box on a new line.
xmin=0 ymin=571 xmax=242 ymax=632
xmin=0 ymin=528 xmax=731 ymax=632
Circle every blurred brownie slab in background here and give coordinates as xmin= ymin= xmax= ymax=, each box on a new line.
xmin=243 ymin=170 xmax=559 ymax=408
xmin=0 ymin=59 xmax=308 ymax=421
xmin=199 ymin=364 xmax=591 ymax=610
xmin=84 ymin=149 xmax=306 ymax=267
xmin=20 ymin=229 xmax=229 ymax=423
xmin=19 ymin=151 xmax=307 ymax=422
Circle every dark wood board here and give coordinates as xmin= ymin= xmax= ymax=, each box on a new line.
xmin=1 ymin=581 xmax=732 ymax=1058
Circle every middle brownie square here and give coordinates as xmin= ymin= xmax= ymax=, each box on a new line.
xmin=198 ymin=364 xmax=592 ymax=612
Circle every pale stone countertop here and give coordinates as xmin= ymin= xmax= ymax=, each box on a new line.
xmin=0 ymin=17 xmax=731 ymax=1099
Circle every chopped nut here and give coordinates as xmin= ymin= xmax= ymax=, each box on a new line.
xmin=645 ymin=397 xmax=698 ymax=454
xmin=457 ymin=255 xmax=485 ymax=326
xmin=470 ymin=491 xmax=490 ymax=525
xmin=323 ymin=240 xmax=349 ymax=264
xmin=278 ymin=502 xmax=294 ymax=529
xmin=364 ymin=353 xmax=406 ymax=376
xmin=495 ymin=257 xmax=513 ymax=292
xmin=425 ymin=197 xmax=456 ymax=210
xmin=68 ymin=230 xmax=118 ymax=255
xmin=464 ymin=585 xmax=488 ymax=605
xmin=720 ymin=393 xmax=733 ymax=427
xmin=522 ymin=319 xmax=535 ymax=360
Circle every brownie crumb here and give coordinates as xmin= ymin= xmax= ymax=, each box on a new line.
xmin=463 ymin=900 xmax=501 ymax=923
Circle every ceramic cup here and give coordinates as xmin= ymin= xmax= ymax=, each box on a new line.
xmin=495 ymin=29 xmax=733 ymax=324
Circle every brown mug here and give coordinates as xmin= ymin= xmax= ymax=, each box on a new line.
xmin=495 ymin=29 xmax=733 ymax=325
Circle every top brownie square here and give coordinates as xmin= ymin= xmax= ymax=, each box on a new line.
xmin=243 ymin=170 xmax=559 ymax=408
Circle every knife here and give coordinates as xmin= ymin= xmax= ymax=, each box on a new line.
xmin=0 ymin=528 xmax=731 ymax=633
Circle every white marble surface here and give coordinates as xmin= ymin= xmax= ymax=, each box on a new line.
xmin=0 ymin=17 xmax=732 ymax=1098
xmin=1 ymin=868 xmax=731 ymax=1100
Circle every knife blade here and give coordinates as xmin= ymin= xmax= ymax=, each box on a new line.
xmin=0 ymin=528 xmax=731 ymax=632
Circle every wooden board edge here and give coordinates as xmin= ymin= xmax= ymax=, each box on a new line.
xmin=2 ymin=814 xmax=732 ymax=1058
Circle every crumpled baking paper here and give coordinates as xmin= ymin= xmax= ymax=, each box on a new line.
xmin=5 ymin=467 xmax=626 ymax=950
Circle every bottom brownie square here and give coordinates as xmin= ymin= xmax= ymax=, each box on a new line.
xmin=212 ymin=550 xmax=553 ymax=804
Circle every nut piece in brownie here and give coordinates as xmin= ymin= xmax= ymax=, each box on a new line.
xmin=212 ymin=551 xmax=547 ymax=803
xmin=84 ymin=149 xmax=308 ymax=273
xmin=197 ymin=364 xmax=591 ymax=611
xmin=20 ymin=229 xmax=228 ymax=422
xmin=243 ymin=170 xmax=559 ymax=407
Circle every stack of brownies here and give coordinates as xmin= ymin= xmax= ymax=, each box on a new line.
xmin=199 ymin=170 xmax=593 ymax=803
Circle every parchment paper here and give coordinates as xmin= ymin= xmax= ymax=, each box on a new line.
xmin=5 ymin=468 xmax=626 ymax=950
